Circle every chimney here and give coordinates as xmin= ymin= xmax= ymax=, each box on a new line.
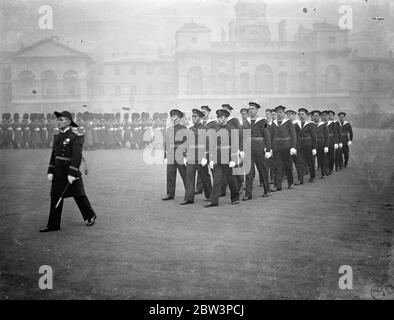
xmin=278 ymin=20 xmax=287 ymax=42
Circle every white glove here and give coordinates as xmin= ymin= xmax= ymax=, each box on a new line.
xmin=164 ymin=158 xmax=167 ymax=165
xmin=239 ymin=151 xmax=245 ymax=158
xmin=201 ymin=157 xmax=207 ymax=166
xmin=334 ymin=144 xmax=338 ymax=150
xmin=209 ymin=161 xmax=214 ymax=169
xmin=183 ymin=158 xmax=188 ymax=165
xmin=67 ymin=175 xmax=76 ymax=184
xmin=47 ymin=173 xmax=53 ymax=182
xmin=312 ymin=149 xmax=317 ymax=156
xmin=265 ymin=152 xmax=272 ymax=159
xmin=324 ymin=147 xmax=329 ymax=153
xmin=290 ymin=148 xmax=297 ymax=156
xmin=229 ymin=161 xmax=236 ymax=168
xmin=348 ymin=140 xmax=352 ymax=146
xmin=339 ymin=143 xmax=343 ymax=148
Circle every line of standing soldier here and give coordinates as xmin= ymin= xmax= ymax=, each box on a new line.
xmin=0 ymin=111 xmax=167 ymax=150
xmin=162 ymin=103 xmax=353 ymax=207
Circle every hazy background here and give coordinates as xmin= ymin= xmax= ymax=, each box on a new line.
xmin=1 ymin=0 xmax=393 ymax=60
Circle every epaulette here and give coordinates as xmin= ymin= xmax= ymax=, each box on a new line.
xmin=72 ymin=127 xmax=84 ymax=136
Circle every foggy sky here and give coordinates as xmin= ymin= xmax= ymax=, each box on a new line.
xmin=1 ymin=0 xmax=393 ymax=58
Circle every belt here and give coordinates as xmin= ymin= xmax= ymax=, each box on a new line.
xmin=55 ymin=156 xmax=71 ymax=161
xmin=274 ymin=137 xmax=290 ymax=141
xmin=328 ymin=133 xmax=333 ymax=137
xmin=341 ymin=133 xmax=348 ymax=136
xmin=298 ymin=137 xmax=311 ymax=140
xmin=316 ymin=138 xmax=325 ymax=141
xmin=251 ymin=137 xmax=265 ymax=140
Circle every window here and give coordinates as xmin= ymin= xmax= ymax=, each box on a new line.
xmin=63 ymin=70 xmax=79 ymax=97
xmin=358 ymin=81 xmax=364 ymax=92
xmin=17 ymin=71 xmax=36 ymax=97
xmin=279 ymin=61 xmax=286 ymax=67
xmin=114 ymin=85 xmax=121 ymax=95
xmin=98 ymin=67 xmax=104 ymax=75
xmin=114 ymin=66 xmax=120 ymax=75
xmin=191 ymin=36 xmax=198 ymax=44
xmin=41 ymin=70 xmax=57 ymax=98
xmin=255 ymin=65 xmax=273 ymax=94
xmin=241 ymin=61 xmax=248 ymax=67
xmin=146 ymin=84 xmax=153 ymax=94
xmin=298 ymin=72 xmax=310 ymax=93
xmin=130 ymin=65 xmax=136 ymax=75
xmin=357 ymin=63 xmax=365 ymax=73
xmin=329 ymin=36 xmax=336 ymax=44
xmin=373 ymin=63 xmax=379 ymax=72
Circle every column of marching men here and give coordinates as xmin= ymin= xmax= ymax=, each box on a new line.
xmin=162 ymin=103 xmax=353 ymax=207
xmin=0 ymin=111 xmax=168 ymax=150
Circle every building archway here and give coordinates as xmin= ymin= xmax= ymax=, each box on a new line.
xmin=16 ymin=70 xmax=36 ymax=97
xmin=63 ymin=70 xmax=80 ymax=97
xmin=41 ymin=70 xmax=57 ymax=98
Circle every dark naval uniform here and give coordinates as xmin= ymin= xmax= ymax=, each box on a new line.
xmin=164 ymin=123 xmax=187 ymax=199
xmin=184 ymin=122 xmax=212 ymax=202
xmin=270 ymin=118 xmax=297 ymax=190
xmin=338 ymin=120 xmax=353 ymax=168
xmin=245 ymin=117 xmax=271 ymax=197
xmin=195 ymin=118 xmax=217 ymax=193
xmin=326 ymin=120 xmax=338 ymax=174
xmin=334 ymin=120 xmax=343 ymax=171
xmin=294 ymin=120 xmax=317 ymax=183
xmin=46 ymin=127 xmax=96 ymax=230
xmin=207 ymin=121 xmax=240 ymax=206
xmin=221 ymin=116 xmax=243 ymax=194
xmin=314 ymin=122 xmax=329 ymax=177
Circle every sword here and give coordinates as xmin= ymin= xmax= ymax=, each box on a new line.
xmin=55 ymin=177 xmax=80 ymax=208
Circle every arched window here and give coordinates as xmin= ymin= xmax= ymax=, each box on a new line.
xmin=277 ymin=72 xmax=287 ymax=94
xmin=17 ymin=71 xmax=36 ymax=97
xmin=255 ymin=65 xmax=273 ymax=93
xmin=240 ymin=73 xmax=250 ymax=93
xmin=324 ymin=65 xmax=341 ymax=92
xmin=41 ymin=70 xmax=57 ymax=97
xmin=63 ymin=70 xmax=79 ymax=97
xmin=186 ymin=66 xmax=203 ymax=94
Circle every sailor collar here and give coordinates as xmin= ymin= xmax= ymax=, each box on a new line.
xmin=273 ymin=118 xmax=289 ymax=126
xmin=248 ymin=117 xmax=265 ymax=124
xmin=205 ymin=119 xmax=216 ymax=124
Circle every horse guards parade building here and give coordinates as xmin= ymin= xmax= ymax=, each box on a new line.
xmin=1 ymin=0 xmax=393 ymax=115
